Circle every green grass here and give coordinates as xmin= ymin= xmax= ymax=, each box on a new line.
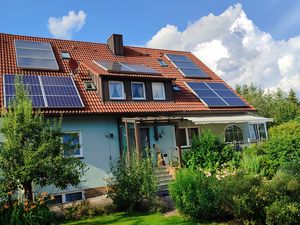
xmin=62 ymin=212 xmax=226 ymax=225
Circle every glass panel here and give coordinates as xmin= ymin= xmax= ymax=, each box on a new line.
xmin=15 ymin=40 xmax=51 ymax=50
xmin=180 ymin=68 xmax=206 ymax=77
xmin=131 ymin=83 xmax=145 ymax=99
xmin=178 ymin=129 xmax=187 ymax=146
xmin=249 ymin=124 xmax=258 ymax=141
xmin=109 ymin=82 xmax=124 ymax=99
xmin=65 ymin=192 xmax=82 ymax=202
xmin=225 ymin=125 xmax=243 ymax=143
xmin=17 ymin=58 xmax=59 ymax=70
xmin=16 ymin=48 xmax=54 ymax=59
xmin=165 ymin=54 xmax=189 ymax=61
xmin=188 ymin=128 xmax=199 ymax=144
xmin=53 ymin=195 xmax=63 ymax=204
xmin=63 ymin=133 xmax=80 ymax=156
xmin=258 ymin=124 xmax=267 ymax=139
xmin=173 ymin=61 xmax=198 ymax=69
xmin=152 ymin=83 xmax=165 ymax=100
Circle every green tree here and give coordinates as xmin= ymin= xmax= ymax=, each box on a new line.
xmin=0 ymin=78 xmax=87 ymax=201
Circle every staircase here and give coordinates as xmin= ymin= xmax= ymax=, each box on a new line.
xmin=155 ymin=167 xmax=174 ymax=196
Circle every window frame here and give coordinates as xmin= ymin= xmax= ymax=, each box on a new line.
xmin=61 ymin=52 xmax=71 ymax=59
xmin=109 ymin=81 xmax=125 ymax=100
xmin=62 ymin=131 xmax=83 ymax=158
xmin=131 ymin=82 xmax=146 ymax=100
xmin=152 ymin=82 xmax=166 ymax=100
xmin=53 ymin=190 xmax=84 ymax=204
xmin=224 ymin=124 xmax=244 ymax=144
xmin=83 ymin=81 xmax=96 ymax=91
xmin=178 ymin=126 xmax=200 ymax=148
xmin=249 ymin=123 xmax=267 ymax=141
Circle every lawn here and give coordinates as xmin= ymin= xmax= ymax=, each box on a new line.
xmin=62 ymin=212 xmax=226 ymax=225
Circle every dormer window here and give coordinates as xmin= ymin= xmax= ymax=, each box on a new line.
xmin=84 ymin=81 xmax=96 ymax=91
xmin=152 ymin=82 xmax=165 ymax=100
xmin=131 ymin=82 xmax=146 ymax=100
xmin=109 ymin=81 xmax=125 ymax=100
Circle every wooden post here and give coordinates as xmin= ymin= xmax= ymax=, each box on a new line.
xmin=134 ymin=120 xmax=141 ymax=159
xmin=125 ymin=119 xmax=130 ymax=160
xmin=175 ymin=124 xmax=183 ymax=168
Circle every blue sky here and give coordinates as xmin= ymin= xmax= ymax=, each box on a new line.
xmin=1 ymin=0 xmax=300 ymax=44
xmin=1 ymin=0 xmax=300 ymax=95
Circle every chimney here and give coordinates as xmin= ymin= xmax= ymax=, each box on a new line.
xmin=107 ymin=34 xmax=124 ymax=56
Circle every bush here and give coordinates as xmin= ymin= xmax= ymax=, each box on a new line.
xmin=262 ymin=121 xmax=300 ymax=177
xmin=265 ymin=199 xmax=300 ymax=225
xmin=240 ymin=144 xmax=263 ymax=175
xmin=169 ymin=168 xmax=221 ymax=219
xmin=0 ymin=193 xmax=55 ymax=225
xmin=183 ymin=130 xmax=237 ymax=172
xmin=107 ymin=154 xmax=157 ymax=212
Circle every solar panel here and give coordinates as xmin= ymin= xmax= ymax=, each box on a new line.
xmin=165 ymin=54 xmax=208 ymax=78
xmin=3 ymin=75 xmax=84 ymax=108
xmin=93 ymin=60 xmax=160 ymax=75
xmin=14 ymin=40 xmax=59 ymax=71
xmin=186 ymin=82 xmax=247 ymax=107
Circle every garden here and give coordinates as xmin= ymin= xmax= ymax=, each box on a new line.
xmin=0 ymin=82 xmax=299 ymax=224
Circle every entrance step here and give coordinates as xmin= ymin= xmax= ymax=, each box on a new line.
xmin=155 ymin=167 xmax=174 ymax=196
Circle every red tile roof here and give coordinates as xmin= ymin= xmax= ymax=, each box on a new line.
xmin=0 ymin=33 xmax=255 ymax=115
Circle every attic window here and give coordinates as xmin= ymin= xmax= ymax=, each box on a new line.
xmin=158 ymin=59 xmax=168 ymax=67
xmin=84 ymin=81 xmax=96 ymax=91
xmin=61 ymin=52 xmax=71 ymax=59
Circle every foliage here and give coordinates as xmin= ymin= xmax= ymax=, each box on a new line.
xmin=183 ymin=130 xmax=237 ymax=172
xmin=0 ymin=78 xmax=87 ymax=201
xmin=169 ymin=168 xmax=221 ymax=219
xmin=239 ymin=144 xmax=264 ymax=175
xmin=63 ymin=200 xmax=108 ymax=221
xmin=107 ymin=154 xmax=157 ymax=212
xmin=261 ymin=121 xmax=300 ymax=177
xmin=0 ymin=192 xmax=56 ymax=225
xmin=236 ymin=84 xmax=299 ymax=125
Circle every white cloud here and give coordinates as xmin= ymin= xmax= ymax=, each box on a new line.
xmin=147 ymin=3 xmax=300 ymax=96
xmin=48 ymin=10 xmax=86 ymax=39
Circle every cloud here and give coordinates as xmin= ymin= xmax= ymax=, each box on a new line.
xmin=48 ymin=10 xmax=86 ymax=39
xmin=147 ymin=3 xmax=300 ymax=96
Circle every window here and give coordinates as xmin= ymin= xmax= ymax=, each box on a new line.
xmin=178 ymin=127 xmax=199 ymax=147
xmin=224 ymin=124 xmax=243 ymax=143
xmin=63 ymin=132 xmax=82 ymax=157
xmin=131 ymin=82 xmax=146 ymax=100
xmin=84 ymin=81 xmax=96 ymax=91
xmin=109 ymin=81 xmax=125 ymax=100
xmin=61 ymin=52 xmax=71 ymax=59
xmin=158 ymin=59 xmax=168 ymax=67
xmin=152 ymin=82 xmax=165 ymax=100
xmin=249 ymin=123 xmax=267 ymax=141
xmin=53 ymin=191 xmax=84 ymax=204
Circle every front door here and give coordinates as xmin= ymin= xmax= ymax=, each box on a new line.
xmin=140 ymin=128 xmax=150 ymax=158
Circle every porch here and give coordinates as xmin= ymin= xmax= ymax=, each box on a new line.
xmin=119 ymin=114 xmax=273 ymax=167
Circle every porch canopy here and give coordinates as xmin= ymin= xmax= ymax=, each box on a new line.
xmin=184 ymin=114 xmax=273 ymax=125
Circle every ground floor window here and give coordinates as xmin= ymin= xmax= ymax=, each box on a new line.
xmin=63 ymin=132 xmax=82 ymax=157
xmin=249 ymin=123 xmax=267 ymax=141
xmin=54 ymin=191 xmax=84 ymax=204
xmin=224 ymin=124 xmax=243 ymax=143
xmin=178 ymin=127 xmax=199 ymax=147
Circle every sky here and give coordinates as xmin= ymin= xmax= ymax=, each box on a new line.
xmin=1 ymin=0 xmax=300 ymax=95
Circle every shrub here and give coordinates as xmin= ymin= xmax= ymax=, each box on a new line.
xmin=262 ymin=121 xmax=300 ymax=177
xmin=107 ymin=154 xmax=157 ymax=212
xmin=169 ymin=168 xmax=221 ymax=219
xmin=0 ymin=193 xmax=55 ymax=225
xmin=240 ymin=144 xmax=263 ymax=175
xmin=183 ymin=130 xmax=237 ymax=172
xmin=265 ymin=199 xmax=300 ymax=225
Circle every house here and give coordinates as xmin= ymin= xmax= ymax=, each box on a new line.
xmin=0 ymin=33 xmax=272 ymax=203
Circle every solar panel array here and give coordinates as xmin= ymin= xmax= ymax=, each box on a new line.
xmin=93 ymin=60 xmax=160 ymax=75
xmin=165 ymin=54 xmax=208 ymax=78
xmin=186 ymin=82 xmax=247 ymax=107
xmin=3 ymin=75 xmax=84 ymax=108
xmin=15 ymin=40 xmax=59 ymax=70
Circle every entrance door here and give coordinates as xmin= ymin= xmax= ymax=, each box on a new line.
xmin=140 ymin=128 xmax=150 ymax=158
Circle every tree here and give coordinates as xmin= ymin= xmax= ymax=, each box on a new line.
xmin=236 ymin=84 xmax=300 ymax=125
xmin=0 ymin=78 xmax=87 ymax=201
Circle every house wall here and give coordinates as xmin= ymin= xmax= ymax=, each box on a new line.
xmin=39 ymin=115 xmax=120 ymax=195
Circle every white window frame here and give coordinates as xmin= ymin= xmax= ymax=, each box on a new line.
xmin=224 ymin=124 xmax=244 ymax=144
xmin=152 ymin=82 xmax=165 ymax=100
xmin=248 ymin=123 xmax=268 ymax=142
xmin=109 ymin=81 xmax=125 ymax=100
xmin=131 ymin=82 xmax=146 ymax=100
xmin=179 ymin=126 xmax=200 ymax=148
xmin=62 ymin=131 xmax=83 ymax=158
xmin=54 ymin=190 xmax=85 ymax=204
